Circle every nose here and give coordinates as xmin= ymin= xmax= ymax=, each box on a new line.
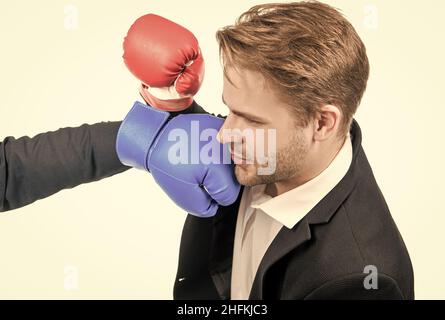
xmin=217 ymin=114 xmax=243 ymax=144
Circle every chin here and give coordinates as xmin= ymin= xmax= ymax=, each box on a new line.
xmin=234 ymin=164 xmax=265 ymax=186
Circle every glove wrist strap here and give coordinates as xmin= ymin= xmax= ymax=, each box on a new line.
xmin=116 ymin=101 xmax=170 ymax=171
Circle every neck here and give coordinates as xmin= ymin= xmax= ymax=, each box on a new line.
xmin=265 ymin=135 xmax=346 ymax=198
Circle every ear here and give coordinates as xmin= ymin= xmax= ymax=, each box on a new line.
xmin=313 ymin=104 xmax=342 ymax=142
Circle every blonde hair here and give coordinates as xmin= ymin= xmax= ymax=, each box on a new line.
xmin=216 ymin=1 xmax=370 ymax=135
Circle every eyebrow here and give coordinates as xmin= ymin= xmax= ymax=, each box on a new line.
xmin=221 ymin=94 xmax=268 ymax=123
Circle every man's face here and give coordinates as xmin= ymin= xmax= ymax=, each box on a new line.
xmin=217 ymin=67 xmax=312 ymax=186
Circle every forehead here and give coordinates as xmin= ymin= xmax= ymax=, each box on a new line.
xmin=223 ymin=66 xmax=267 ymax=97
xmin=222 ymin=66 xmax=289 ymax=115
xmin=223 ymin=67 xmax=276 ymax=104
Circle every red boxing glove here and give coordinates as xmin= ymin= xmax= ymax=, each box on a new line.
xmin=123 ymin=14 xmax=205 ymax=111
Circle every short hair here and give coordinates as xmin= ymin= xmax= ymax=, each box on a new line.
xmin=216 ymin=1 xmax=370 ymax=136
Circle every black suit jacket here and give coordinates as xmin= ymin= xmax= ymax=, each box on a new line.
xmin=173 ymin=115 xmax=414 ymax=300
xmin=0 ymin=122 xmax=129 ymax=212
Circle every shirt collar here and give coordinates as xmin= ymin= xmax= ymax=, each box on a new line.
xmin=250 ymin=134 xmax=353 ymax=229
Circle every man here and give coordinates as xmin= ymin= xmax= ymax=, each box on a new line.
xmin=170 ymin=2 xmax=414 ymax=299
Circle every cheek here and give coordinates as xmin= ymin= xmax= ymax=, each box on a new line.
xmin=275 ymin=129 xmax=293 ymax=151
xmin=240 ymin=126 xmax=284 ymax=164
xmin=259 ymin=125 xmax=290 ymax=155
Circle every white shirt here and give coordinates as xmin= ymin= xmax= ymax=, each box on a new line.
xmin=230 ymin=134 xmax=353 ymax=299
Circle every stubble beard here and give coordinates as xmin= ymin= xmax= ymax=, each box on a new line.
xmin=234 ymin=128 xmax=309 ymax=187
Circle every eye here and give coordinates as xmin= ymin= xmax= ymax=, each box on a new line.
xmin=229 ymin=111 xmax=264 ymax=125
xmin=246 ymin=118 xmax=262 ymax=125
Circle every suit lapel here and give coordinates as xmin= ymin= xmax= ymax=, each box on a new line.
xmin=249 ymin=217 xmax=312 ymax=299
xmin=247 ymin=180 xmax=355 ymax=299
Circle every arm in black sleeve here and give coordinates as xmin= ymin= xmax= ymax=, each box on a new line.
xmin=0 ymin=121 xmax=130 ymax=212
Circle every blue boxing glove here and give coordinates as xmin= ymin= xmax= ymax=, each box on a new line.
xmin=116 ymin=101 xmax=240 ymax=217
